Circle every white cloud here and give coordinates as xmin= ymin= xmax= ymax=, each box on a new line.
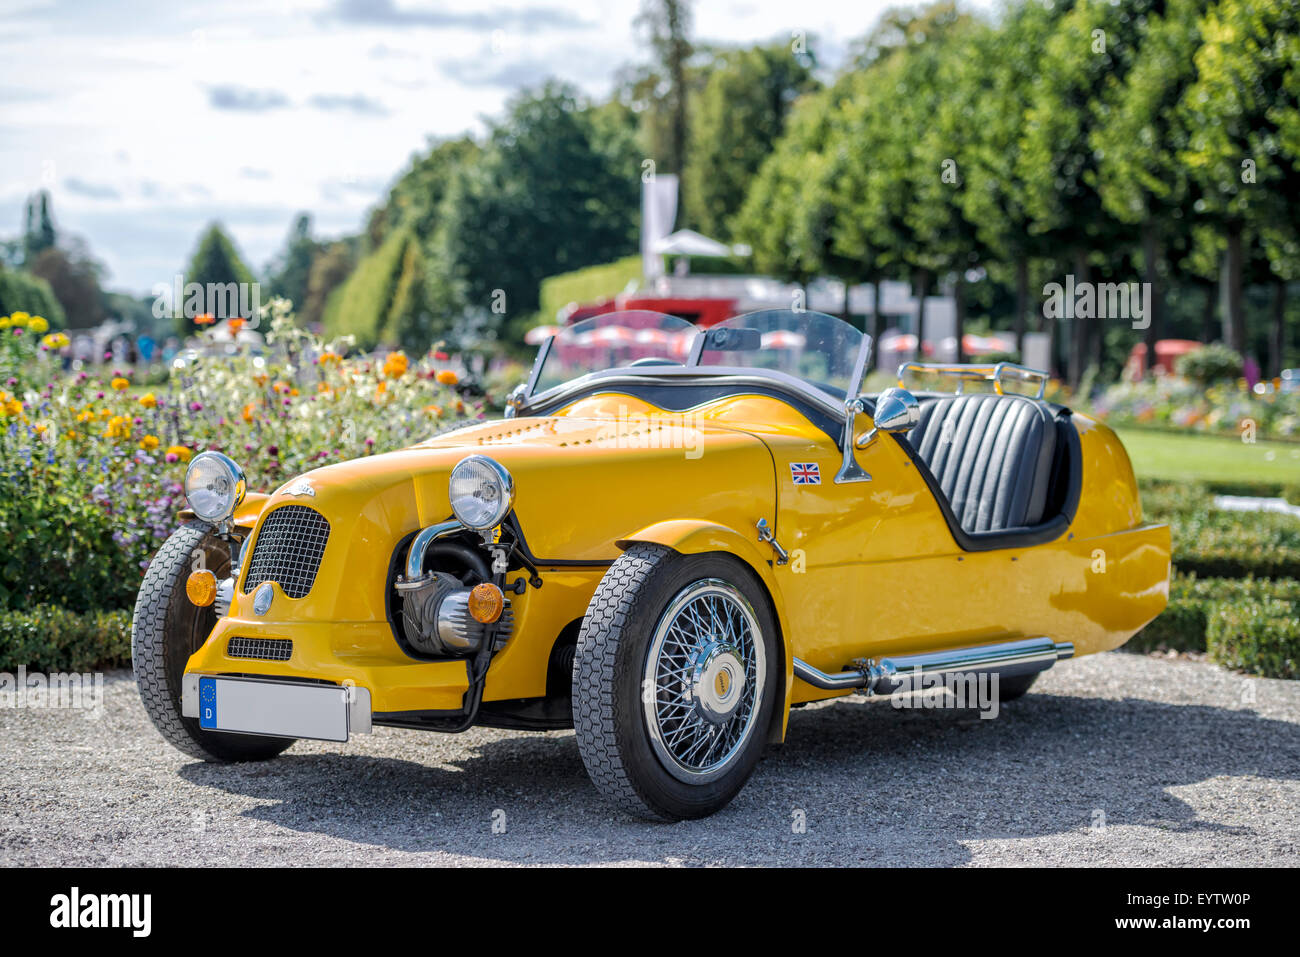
xmin=0 ymin=0 xmax=990 ymax=292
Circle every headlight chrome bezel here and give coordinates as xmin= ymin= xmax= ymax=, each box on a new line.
xmin=184 ymin=451 xmax=247 ymax=524
xmin=448 ymin=454 xmax=515 ymax=531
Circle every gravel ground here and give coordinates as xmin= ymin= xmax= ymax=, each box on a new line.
xmin=2 ymin=651 xmax=1298 ymax=867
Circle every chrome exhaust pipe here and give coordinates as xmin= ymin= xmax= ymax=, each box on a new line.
xmin=793 ymin=637 xmax=1074 ymax=695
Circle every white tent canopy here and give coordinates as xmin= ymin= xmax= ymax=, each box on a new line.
xmin=651 ymin=229 xmax=732 ymax=258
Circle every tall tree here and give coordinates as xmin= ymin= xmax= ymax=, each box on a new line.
xmin=22 ymin=190 xmax=56 ymax=262
xmin=1180 ymin=0 xmax=1300 ymax=370
xmin=685 ymin=42 xmax=820 ymax=240
xmin=181 ymin=223 xmax=255 ymax=334
xmin=264 ymin=213 xmax=319 ymax=313
xmin=635 ymin=0 xmax=694 ymax=182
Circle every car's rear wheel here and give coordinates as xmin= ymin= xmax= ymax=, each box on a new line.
xmin=132 ymin=521 xmax=295 ymax=762
xmin=572 ymin=544 xmax=778 ymax=820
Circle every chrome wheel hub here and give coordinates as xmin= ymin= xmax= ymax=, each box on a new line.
xmin=643 ymin=579 xmax=766 ymax=783
xmin=685 ymin=641 xmax=747 ymax=725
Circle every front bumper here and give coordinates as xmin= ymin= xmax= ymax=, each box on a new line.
xmin=182 ymin=673 xmax=373 ymax=742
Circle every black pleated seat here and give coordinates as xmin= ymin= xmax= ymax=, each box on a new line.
xmin=906 ymin=393 xmax=1058 ymax=534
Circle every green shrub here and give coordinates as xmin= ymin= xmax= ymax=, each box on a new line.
xmin=1174 ymin=344 xmax=1244 ymax=385
xmin=1138 ymin=480 xmax=1300 ymax=579
xmin=1130 ymin=574 xmax=1300 ymax=678
xmin=0 ymin=604 xmax=132 ymax=672
xmin=1207 ymin=600 xmax=1298 ymax=680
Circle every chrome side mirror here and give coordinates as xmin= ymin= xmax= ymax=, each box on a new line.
xmin=858 ymin=387 xmax=919 ymax=448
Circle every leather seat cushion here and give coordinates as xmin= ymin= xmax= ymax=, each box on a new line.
xmin=906 ymin=393 xmax=1058 ymax=533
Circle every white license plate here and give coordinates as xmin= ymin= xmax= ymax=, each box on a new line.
xmin=182 ymin=675 xmax=371 ymax=742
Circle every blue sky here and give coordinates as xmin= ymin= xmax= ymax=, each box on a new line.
xmin=0 ymin=0 xmax=990 ymax=294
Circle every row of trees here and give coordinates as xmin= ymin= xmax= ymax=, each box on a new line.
xmin=734 ymin=0 xmax=1300 ymax=383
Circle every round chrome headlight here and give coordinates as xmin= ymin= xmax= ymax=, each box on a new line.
xmin=449 ymin=455 xmax=514 ymax=530
xmin=184 ymin=451 xmax=246 ymax=524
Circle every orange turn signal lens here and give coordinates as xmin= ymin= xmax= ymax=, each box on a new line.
xmin=467 ymin=583 xmax=504 ymax=623
xmin=186 ymin=569 xmax=217 ymax=607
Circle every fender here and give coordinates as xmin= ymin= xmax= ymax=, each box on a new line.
xmin=178 ymin=491 xmax=271 ymax=532
xmin=616 ymin=519 xmax=795 ymax=743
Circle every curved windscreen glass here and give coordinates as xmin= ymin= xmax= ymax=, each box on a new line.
xmin=528 ymin=311 xmax=697 ymax=396
xmin=692 ymin=309 xmax=868 ymax=399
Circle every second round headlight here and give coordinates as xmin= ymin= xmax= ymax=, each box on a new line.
xmin=184 ymin=451 xmax=246 ymax=524
xmin=449 ymin=455 xmax=514 ymax=530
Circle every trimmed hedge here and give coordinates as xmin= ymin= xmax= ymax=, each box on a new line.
xmin=1209 ymin=600 xmax=1299 ymax=680
xmin=1130 ymin=574 xmax=1299 ymax=678
xmin=1140 ymin=480 xmax=1300 ymax=580
xmin=0 ymin=604 xmax=132 ymax=673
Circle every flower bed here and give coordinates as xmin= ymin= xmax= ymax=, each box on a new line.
xmin=1089 ymin=376 xmax=1300 ymax=439
xmin=0 ymin=302 xmax=487 ymax=615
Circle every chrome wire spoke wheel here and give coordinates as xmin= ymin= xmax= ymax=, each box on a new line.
xmin=642 ymin=579 xmax=766 ymax=784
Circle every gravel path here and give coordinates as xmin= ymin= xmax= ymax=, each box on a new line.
xmin=2 ymin=651 xmax=1297 ymax=866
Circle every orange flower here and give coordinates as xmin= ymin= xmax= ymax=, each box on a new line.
xmin=424 ymin=404 xmax=442 ymax=417
xmin=228 ymin=317 xmax=246 ymax=335
xmin=139 ymin=434 xmax=160 ymax=451
xmin=436 ymin=369 xmax=458 ymax=386
xmin=382 ymin=351 xmax=409 ymax=379
xmin=139 ymin=392 xmax=158 ymax=408
xmin=194 ymin=313 xmax=217 ymax=326
xmin=241 ymin=402 xmax=256 ymax=423
xmin=110 ymin=377 xmax=130 ymax=391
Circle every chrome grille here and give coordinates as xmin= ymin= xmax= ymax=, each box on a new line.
xmin=227 ymin=637 xmax=293 ymax=661
xmin=243 ymin=505 xmax=330 ymax=599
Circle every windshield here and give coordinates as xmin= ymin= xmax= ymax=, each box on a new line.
xmin=692 ymin=309 xmax=869 ymax=399
xmin=527 ymin=311 xmax=696 ymax=396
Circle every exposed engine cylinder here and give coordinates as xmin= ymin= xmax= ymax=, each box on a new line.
xmin=396 ymin=571 xmax=513 ymax=657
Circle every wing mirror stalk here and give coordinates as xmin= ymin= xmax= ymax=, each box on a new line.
xmin=833 ymin=387 xmax=920 ymax=485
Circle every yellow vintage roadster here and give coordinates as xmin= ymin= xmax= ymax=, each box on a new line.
xmin=132 ymin=309 xmax=1170 ymax=820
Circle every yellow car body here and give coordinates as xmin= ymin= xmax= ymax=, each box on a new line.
xmin=186 ymin=389 xmax=1169 ymax=731
xmin=147 ymin=308 xmax=1169 ymax=819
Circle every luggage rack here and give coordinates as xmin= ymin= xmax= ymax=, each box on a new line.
xmin=897 ymin=361 xmax=1050 ymax=399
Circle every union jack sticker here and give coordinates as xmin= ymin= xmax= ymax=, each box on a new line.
xmin=790 ymin=462 xmax=820 ymax=485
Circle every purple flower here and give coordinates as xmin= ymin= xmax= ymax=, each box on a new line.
xmin=189 ymin=401 xmax=203 ymax=412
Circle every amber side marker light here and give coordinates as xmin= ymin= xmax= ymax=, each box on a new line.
xmin=467 ymin=583 xmax=504 ymax=623
xmin=186 ymin=569 xmax=217 ymax=607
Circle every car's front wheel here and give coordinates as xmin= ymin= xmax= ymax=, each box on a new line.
xmin=572 ymin=544 xmax=778 ymax=820
xmin=132 ymin=522 xmax=295 ymax=762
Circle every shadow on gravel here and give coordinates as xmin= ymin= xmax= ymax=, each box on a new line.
xmin=177 ymin=691 xmax=1300 ymax=865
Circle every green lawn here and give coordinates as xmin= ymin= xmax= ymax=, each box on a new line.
xmin=1116 ymin=427 xmax=1300 ymax=485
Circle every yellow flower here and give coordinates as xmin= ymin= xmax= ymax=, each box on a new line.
xmin=166 ymin=445 xmax=193 ymax=463
xmin=0 ymin=318 xmax=9 ymax=330
xmin=76 ymin=409 xmax=94 ymax=423
xmin=103 ymin=415 xmax=132 ymax=439
xmin=139 ymin=434 xmax=160 ymax=451
xmin=436 ymin=369 xmax=458 ymax=386
xmin=9 ymin=312 xmax=28 ymax=327
xmin=110 ymin=377 xmax=130 ymax=391
xmin=28 ymin=316 xmax=48 ymax=334
xmin=318 ymin=351 xmax=341 ymax=366
xmin=42 ymin=331 xmax=70 ymax=349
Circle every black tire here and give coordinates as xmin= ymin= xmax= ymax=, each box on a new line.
xmin=997 ymin=671 xmax=1040 ymax=702
xmin=572 ymin=544 xmax=779 ymax=820
xmin=132 ymin=522 xmax=295 ymax=762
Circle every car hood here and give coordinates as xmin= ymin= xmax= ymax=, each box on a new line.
xmin=264 ymin=416 xmax=776 ymax=563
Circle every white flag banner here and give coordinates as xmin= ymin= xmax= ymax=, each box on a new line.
xmin=642 ymin=173 xmax=678 ymax=279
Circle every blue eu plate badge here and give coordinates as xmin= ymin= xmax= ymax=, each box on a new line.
xmin=199 ymin=677 xmax=217 ymax=729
